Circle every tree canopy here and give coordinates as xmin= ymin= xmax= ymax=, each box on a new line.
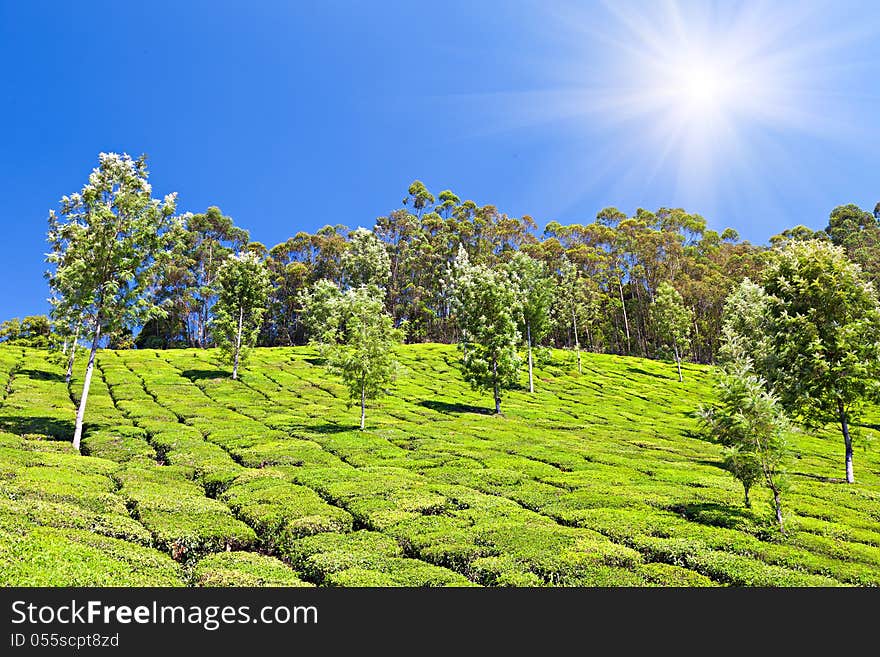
xmin=761 ymin=240 xmax=880 ymax=483
xmin=449 ymin=247 xmax=521 ymax=414
xmin=320 ymin=286 xmax=404 ymax=430
xmin=46 ymin=152 xmax=177 ymax=450
xmin=650 ymin=282 xmax=693 ymax=382
xmin=210 ymin=251 xmax=272 ymax=380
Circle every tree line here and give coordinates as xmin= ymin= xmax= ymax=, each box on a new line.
xmin=13 ymin=153 xmax=880 ymax=531
xmin=34 ymin=155 xmax=879 ymax=366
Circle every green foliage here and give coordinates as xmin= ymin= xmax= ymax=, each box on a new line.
xmin=762 ymin=240 xmax=880 ymax=482
xmin=717 ymin=277 xmax=771 ymax=369
xmin=210 ymin=251 xmax=271 ymax=379
xmin=116 ymin=464 xmax=257 ymax=561
xmin=698 ymin=363 xmax=789 ymax=530
xmin=650 ymin=282 xmax=693 ymax=381
xmin=286 ymin=530 xmax=474 ymax=587
xmin=221 ymin=474 xmax=354 ymax=546
xmin=449 ymin=247 xmax=521 ymax=413
xmin=341 ymin=227 xmax=391 ymax=289
xmin=0 ymin=316 xmax=51 ymax=348
xmin=194 ymin=552 xmax=313 ymax=587
xmin=327 ymin=287 xmax=404 ymax=429
xmin=0 ymin=524 xmax=183 ymax=586
xmin=825 ymin=203 xmax=880 ymax=291
xmin=1 ymin=343 xmax=879 ymax=587
xmin=46 ymin=153 xmax=176 ymax=340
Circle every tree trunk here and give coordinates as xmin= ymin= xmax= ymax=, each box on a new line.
xmin=360 ymin=383 xmax=366 ymax=431
xmin=527 ymin=323 xmax=534 ymax=394
xmin=838 ymin=398 xmax=854 ymax=484
xmin=772 ymin=487 xmax=784 ymax=533
xmin=618 ymin=277 xmax=631 ymax=354
xmin=65 ymin=323 xmax=80 ymax=384
xmin=72 ymin=322 xmax=101 ymax=453
xmin=232 ymin=305 xmax=244 ymax=380
xmin=743 ymin=485 xmax=751 ymax=508
xmin=673 ymin=341 xmax=683 ymax=383
xmin=572 ymin=307 xmax=581 ymax=375
xmin=634 ymin=283 xmax=649 ymax=356
xmin=493 ymin=359 xmax=501 ymax=414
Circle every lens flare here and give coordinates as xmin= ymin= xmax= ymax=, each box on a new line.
xmin=453 ymin=1 xmax=875 ymax=221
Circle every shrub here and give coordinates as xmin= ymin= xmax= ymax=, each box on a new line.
xmin=194 ymin=551 xmax=313 ymax=587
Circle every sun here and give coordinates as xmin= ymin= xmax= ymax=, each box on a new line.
xmin=675 ymin=62 xmax=729 ymax=115
xmin=642 ymin=41 xmax=756 ymax=130
xmin=465 ymin=1 xmax=863 ymax=215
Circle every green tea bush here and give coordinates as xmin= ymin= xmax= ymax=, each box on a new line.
xmin=221 ymin=475 xmax=353 ymax=544
xmin=1 ymin=344 xmax=877 ymax=587
xmin=194 ymin=551 xmax=313 ymax=587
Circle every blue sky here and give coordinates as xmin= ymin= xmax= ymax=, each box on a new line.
xmin=1 ymin=1 xmax=878 ymax=319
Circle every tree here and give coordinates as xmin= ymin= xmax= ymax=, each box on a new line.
xmin=402 ymin=180 xmax=435 ymax=217
xmin=555 ymin=258 xmax=596 ymax=374
xmin=507 ymin=252 xmax=553 ymax=392
xmin=46 ymin=152 xmax=176 ymax=452
xmin=319 ymin=286 xmax=404 ymax=430
xmin=449 ymin=247 xmax=521 ymax=414
xmin=717 ymin=277 xmax=771 ymax=370
xmin=825 ymin=203 xmax=880 ymax=292
xmin=342 ymin=227 xmax=391 ymax=289
xmin=298 ymin=278 xmax=345 ymax=343
xmin=51 ymin=309 xmax=84 ymax=384
xmin=650 ymin=282 xmax=693 ymax=382
xmin=0 ymin=315 xmax=51 ymax=347
xmin=137 ymin=217 xmax=196 ymax=348
xmin=259 ymin=237 xmax=312 ymax=346
xmin=189 ymin=207 xmax=249 ymax=347
xmin=47 ymin=231 xmax=89 ymax=380
xmin=762 ymin=240 xmax=880 ymax=483
xmin=210 ymin=252 xmax=271 ymax=380
xmin=698 ymin=362 xmax=788 ymax=532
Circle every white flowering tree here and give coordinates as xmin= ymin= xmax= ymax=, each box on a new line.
xmin=448 ymin=246 xmax=521 ymax=414
xmin=46 ymin=153 xmax=176 ymax=452
xmin=342 ymin=227 xmax=391 ymax=289
xmin=210 ymin=251 xmax=271 ymax=380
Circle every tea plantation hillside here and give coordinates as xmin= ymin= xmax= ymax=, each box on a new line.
xmin=1 ymin=344 xmax=879 ymax=586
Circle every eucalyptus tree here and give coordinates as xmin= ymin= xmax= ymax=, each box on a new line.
xmin=260 ymin=238 xmax=311 ymax=346
xmin=0 ymin=315 xmax=51 ymax=347
xmin=210 ymin=252 xmax=271 ymax=380
xmin=556 ymin=259 xmax=587 ymax=373
xmin=186 ymin=207 xmax=249 ymax=347
xmin=46 ymin=152 xmax=176 ymax=452
xmin=650 ymin=282 xmax=693 ymax=382
xmin=507 ymin=252 xmax=553 ymax=392
xmin=825 ymin=203 xmax=880 ymax=292
xmin=449 ymin=247 xmax=521 ymax=414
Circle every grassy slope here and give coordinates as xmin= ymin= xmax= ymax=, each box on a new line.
xmin=0 ymin=343 xmax=878 ymax=586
